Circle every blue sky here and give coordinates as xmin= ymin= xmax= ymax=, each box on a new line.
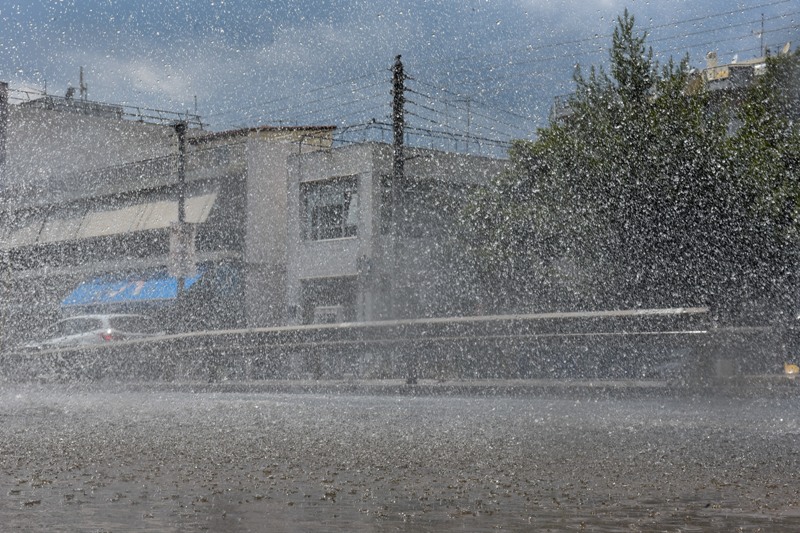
xmin=1 ymin=0 xmax=797 ymax=153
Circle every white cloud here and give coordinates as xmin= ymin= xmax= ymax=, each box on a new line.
xmin=124 ymin=61 xmax=191 ymax=98
xmin=4 ymin=0 xmax=787 ymax=133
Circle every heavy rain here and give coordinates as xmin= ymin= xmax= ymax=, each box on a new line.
xmin=1 ymin=1 xmax=799 ymax=531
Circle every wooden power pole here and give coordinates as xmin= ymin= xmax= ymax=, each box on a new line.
xmin=390 ymin=55 xmax=405 ymax=320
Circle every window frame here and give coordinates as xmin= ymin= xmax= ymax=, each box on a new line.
xmin=301 ymin=176 xmax=359 ymax=241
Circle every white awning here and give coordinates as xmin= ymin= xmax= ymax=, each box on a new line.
xmin=79 ymin=204 xmax=147 ymax=238
xmin=136 ymin=200 xmax=178 ymax=231
xmin=5 ymin=191 xmax=218 ymax=248
xmin=5 ymin=220 xmax=44 ymax=248
xmin=186 ymin=193 xmax=216 ymax=224
xmin=39 ymin=216 xmax=83 ymax=243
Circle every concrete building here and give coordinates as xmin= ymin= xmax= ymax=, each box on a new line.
xmin=286 ymin=142 xmax=508 ymax=324
xmin=0 ymin=82 xmax=508 ymax=350
xmin=685 ymin=45 xmax=796 ymax=133
xmin=698 ymin=50 xmax=771 ymax=92
xmin=0 ymin=85 xmax=333 ymax=346
xmin=550 ymin=44 xmax=795 ymax=127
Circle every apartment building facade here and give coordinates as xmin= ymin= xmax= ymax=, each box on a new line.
xmin=0 ymin=85 xmax=333 ymax=344
xmin=286 ymin=142 xmax=508 ymax=324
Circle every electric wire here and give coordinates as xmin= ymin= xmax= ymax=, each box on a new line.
xmin=203 ymin=68 xmax=386 ymax=120
xmin=204 ymin=3 xmax=796 ymax=137
xmin=425 ymin=0 xmax=794 ymax=68
xmin=405 ymin=87 xmax=534 ymax=135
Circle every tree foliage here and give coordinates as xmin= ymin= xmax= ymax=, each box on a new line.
xmin=461 ymin=11 xmax=800 ymax=319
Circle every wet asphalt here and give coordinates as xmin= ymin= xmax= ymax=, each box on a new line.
xmin=0 ymin=381 xmax=799 ymax=532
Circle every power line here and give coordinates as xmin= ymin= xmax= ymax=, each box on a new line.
xmin=203 ymin=2 xmax=796 ymax=138
xmin=644 ymin=0 xmax=794 ymax=32
xmin=405 ymin=99 xmax=524 ymax=140
xmin=657 ymin=23 xmax=799 ymax=57
xmin=270 ymin=90 xmax=388 ymax=123
xmin=405 ymin=109 xmax=519 ymax=143
xmin=371 ymin=119 xmax=514 ymax=148
xmin=327 ymin=120 xmax=513 ymax=154
xmin=412 ymin=79 xmax=538 ymax=123
xmin=648 ymin=12 xmax=797 ymax=46
xmin=101 ymin=1 xmax=794 ymax=144
xmin=408 ymin=5 xmax=793 ymax=97
xmin=420 ymin=15 xmax=796 ymax=95
xmin=405 ymin=125 xmax=513 ymax=149
xmin=305 ymin=101 xmax=390 ymax=125
xmin=421 ymin=0 xmax=794 ymax=69
xmin=439 ymin=12 xmax=797 ymax=85
xmin=406 ymin=87 xmax=535 ymax=135
xmin=260 ymin=79 xmax=385 ymax=116
xmin=204 ymin=68 xmax=386 ymax=120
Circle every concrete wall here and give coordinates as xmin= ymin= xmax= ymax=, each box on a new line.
xmin=286 ymin=142 xmax=508 ymax=324
xmin=0 ymin=102 xmax=237 ymax=212
xmin=286 ymin=144 xmax=377 ymax=324
xmin=1 ymin=96 xmax=344 ymax=332
xmin=243 ymin=130 xmax=333 ymax=328
xmin=5 ymin=104 xmax=177 ymax=190
xmin=243 ymin=138 xmax=289 ymax=327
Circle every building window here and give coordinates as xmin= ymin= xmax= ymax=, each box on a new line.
xmin=302 ymin=177 xmax=358 ymax=240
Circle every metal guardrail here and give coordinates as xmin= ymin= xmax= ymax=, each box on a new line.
xmin=9 ymin=88 xmax=206 ymax=129
xmin=1 ymin=307 xmax=729 ymax=384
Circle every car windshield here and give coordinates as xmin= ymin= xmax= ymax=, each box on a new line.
xmin=1 ymin=1 xmax=799 ymax=531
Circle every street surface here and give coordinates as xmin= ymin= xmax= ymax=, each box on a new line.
xmin=0 ymin=382 xmax=799 ymax=531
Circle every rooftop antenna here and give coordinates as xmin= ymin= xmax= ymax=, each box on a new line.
xmin=79 ymin=66 xmax=88 ymax=101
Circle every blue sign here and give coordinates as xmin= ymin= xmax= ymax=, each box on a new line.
xmin=62 ymin=268 xmax=204 ymax=306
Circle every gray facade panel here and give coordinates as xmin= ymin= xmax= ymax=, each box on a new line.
xmin=287 ymin=142 xmax=507 ymax=324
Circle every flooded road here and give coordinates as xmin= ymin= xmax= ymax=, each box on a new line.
xmin=1 ymin=383 xmax=799 ymax=532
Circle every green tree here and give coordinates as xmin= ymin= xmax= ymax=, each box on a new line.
xmin=461 ymin=11 xmax=799 ymax=317
xmin=721 ymin=49 xmax=800 ymax=317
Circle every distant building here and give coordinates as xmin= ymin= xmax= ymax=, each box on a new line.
xmin=286 ymin=142 xmax=508 ymax=324
xmin=549 ymin=43 xmax=794 ymax=127
xmin=0 ymin=82 xmax=509 ymax=346
xmin=0 ymin=85 xmax=333 ymax=344
xmin=17 ymin=93 xmax=125 ymax=120
xmin=686 ymin=44 xmax=795 ymax=132
xmin=698 ymin=50 xmax=770 ymax=93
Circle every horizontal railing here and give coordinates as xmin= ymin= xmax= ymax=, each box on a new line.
xmin=3 ymin=306 xmax=786 ymax=385
xmin=2 ymin=307 xmax=742 ymax=384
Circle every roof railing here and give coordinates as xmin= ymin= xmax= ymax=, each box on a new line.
xmin=7 ymin=87 xmax=206 ymax=129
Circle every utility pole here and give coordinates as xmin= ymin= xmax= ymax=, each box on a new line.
xmin=465 ymin=96 xmax=471 ymax=153
xmin=174 ymin=121 xmax=188 ymax=301
xmin=391 ymin=55 xmax=416 ymax=384
xmin=0 ymin=82 xmax=8 ymax=352
xmin=390 ymin=55 xmax=405 ymax=321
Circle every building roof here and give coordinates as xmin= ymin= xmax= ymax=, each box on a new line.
xmin=195 ymin=124 xmax=337 ymax=143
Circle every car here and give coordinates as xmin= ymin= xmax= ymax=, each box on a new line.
xmin=22 ymin=314 xmax=165 ymax=351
